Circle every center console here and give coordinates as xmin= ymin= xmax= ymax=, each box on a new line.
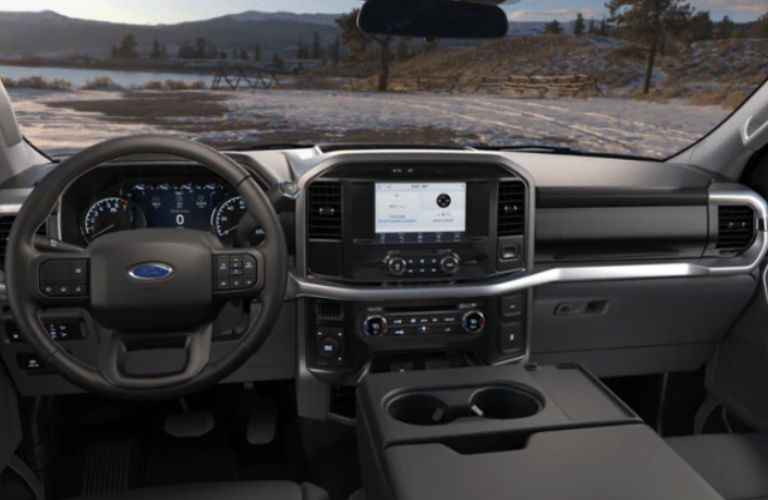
xmin=300 ymin=160 xmax=533 ymax=382
xmin=356 ymin=364 xmax=724 ymax=500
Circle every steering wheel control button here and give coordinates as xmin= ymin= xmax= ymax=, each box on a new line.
xmin=39 ymin=259 xmax=90 ymax=298
xmin=215 ymin=256 xmax=230 ymax=275
xmin=213 ymin=253 xmax=258 ymax=292
xmin=462 ymin=310 xmax=486 ymax=333
xmin=363 ymin=315 xmax=388 ymax=336
xmin=501 ymin=294 xmax=524 ymax=318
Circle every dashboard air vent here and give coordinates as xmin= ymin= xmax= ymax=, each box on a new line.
xmin=717 ymin=205 xmax=756 ymax=254
xmin=0 ymin=215 xmax=47 ymax=271
xmin=308 ymin=181 xmax=342 ymax=240
xmin=497 ymin=181 xmax=526 ymax=236
xmin=315 ymin=301 xmax=344 ymax=321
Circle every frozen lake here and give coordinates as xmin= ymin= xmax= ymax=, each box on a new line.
xmin=0 ymin=64 xmax=209 ymax=88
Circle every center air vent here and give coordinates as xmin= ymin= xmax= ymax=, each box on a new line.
xmin=716 ymin=205 xmax=756 ymax=254
xmin=497 ymin=181 xmax=526 ymax=236
xmin=308 ymin=181 xmax=342 ymax=240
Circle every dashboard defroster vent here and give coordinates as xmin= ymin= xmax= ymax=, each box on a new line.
xmin=716 ymin=205 xmax=756 ymax=254
xmin=497 ymin=181 xmax=526 ymax=236
xmin=308 ymin=182 xmax=343 ymax=240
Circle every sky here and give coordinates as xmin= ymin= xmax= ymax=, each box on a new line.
xmin=0 ymin=0 xmax=764 ymax=24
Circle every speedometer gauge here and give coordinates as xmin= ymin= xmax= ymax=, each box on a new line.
xmin=212 ymin=196 xmax=265 ymax=245
xmin=82 ymin=197 xmax=146 ymax=242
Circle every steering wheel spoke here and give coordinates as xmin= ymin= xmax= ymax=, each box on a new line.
xmin=96 ymin=322 xmax=213 ymax=390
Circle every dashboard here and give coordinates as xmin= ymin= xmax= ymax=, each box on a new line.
xmin=0 ymin=148 xmax=765 ymax=422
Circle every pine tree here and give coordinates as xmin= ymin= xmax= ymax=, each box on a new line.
xmin=115 ymin=34 xmax=139 ymax=58
xmin=195 ymin=37 xmax=207 ymax=58
xmin=254 ymin=45 xmax=262 ymax=61
xmin=599 ymin=19 xmax=609 ymax=36
xmin=574 ymin=13 xmax=586 ymax=36
xmin=397 ymin=37 xmax=411 ymax=61
xmin=607 ymin=0 xmax=693 ymax=94
xmin=715 ymin=15 xmax=735 ymax=39
xmin=544 ymin=20 xmax=563 ymax=34
xmin=337 ymin=9 xmax=393 ymax=91
xmin=271 ymin=52 xmax=283 ymax=69
xmin=328 ymin=38 xmax=340 ymax=66
xmin=151 ymin=39 xmax=162 ymax=58
xmin=311 ymin=31 xmax=322 ymax=59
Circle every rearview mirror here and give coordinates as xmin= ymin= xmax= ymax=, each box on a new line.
xmin=358 ymin=0 xmax=509 ymax=39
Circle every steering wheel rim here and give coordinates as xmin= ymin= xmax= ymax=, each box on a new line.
xmin=5 ymin=135 xmax=288 ymax=399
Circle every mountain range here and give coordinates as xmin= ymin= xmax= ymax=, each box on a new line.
xmin=0 ymin=10 xmax=581 ymax=59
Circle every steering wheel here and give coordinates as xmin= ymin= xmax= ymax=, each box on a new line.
xmin=5 ymin=136 xmax=288 ymax=399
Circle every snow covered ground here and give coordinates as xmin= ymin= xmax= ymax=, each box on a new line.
xmin=8 ymin=88 xmax=729 ymax=158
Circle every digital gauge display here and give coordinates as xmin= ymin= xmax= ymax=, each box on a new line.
xmin=81 ymin=180 xmax=265 ymax=244
xmin=127 ymin=182 xmax=229 ymax=230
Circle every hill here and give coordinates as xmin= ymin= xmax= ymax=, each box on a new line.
xmin=0 ymin=10 xmax=340 ymax=58
xmin=375 ymin=35 xmax=768 ymax=101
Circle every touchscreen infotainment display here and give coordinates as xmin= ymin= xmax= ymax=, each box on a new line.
xmin=375 ymin=182 xmax=466 ymax=244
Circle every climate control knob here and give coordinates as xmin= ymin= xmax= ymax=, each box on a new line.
xmin=385 ymin=256 xmax=408 ymax=277
xmin=462 ymin=310 xmax=486 ymax=333
xmin=363 ymin=315 xmax=388 ymax=336
xmin=440 ymin=254 xmax=460 ymax=275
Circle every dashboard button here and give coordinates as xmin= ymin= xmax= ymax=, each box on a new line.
xmin=363 ymin=315 xmax=388 ymax=336
xmin=386 ymin=256 xmax=407 ymax=277
xmin=440 ymin=254 xmax=460 ymax=274
xmin=318 ymin=336 xmax=341 ymax=359
xmin=500 ymin=323 xmax=524 ymax=354
xmin=501 ymin=295 xmax=524 ymax=317
xmin=216 ymin=278 xmax=231 ymax=290
xmin=462 ymin=311 xmax=486 ymax=333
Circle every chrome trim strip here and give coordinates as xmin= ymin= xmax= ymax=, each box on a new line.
xmin=288 ymin=261 xmax=754 ymax=302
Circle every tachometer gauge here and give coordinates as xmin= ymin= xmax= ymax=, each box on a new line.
xmin=82 ymin=197 xmax=146 ymax=242
xmin=212 ymin=196 xmax=266 ymax=245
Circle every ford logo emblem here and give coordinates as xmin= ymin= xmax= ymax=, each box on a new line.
xmin=128 ymin=263 xmax=174 ymax=281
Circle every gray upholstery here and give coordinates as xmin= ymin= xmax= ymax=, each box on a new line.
xmin=668 ymin=434 xmax=768 ymax=500
xmin=70 ymin=481 xmax=329 ymax=500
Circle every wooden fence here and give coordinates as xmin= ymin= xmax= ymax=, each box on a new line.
xmin=211 ymin=67 xmax=281 ymax=90
xmin=390 ymin=73 xmax=603 ymax=97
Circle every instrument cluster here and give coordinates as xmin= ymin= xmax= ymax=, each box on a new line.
xmin=73 ymin=178 xmax=264 ymax=246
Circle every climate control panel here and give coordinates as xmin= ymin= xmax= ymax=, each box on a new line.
xmin=362 ymin=307 xmax=486 ymax=337
xmin=383 ymin=251 xmax=461 ymax=278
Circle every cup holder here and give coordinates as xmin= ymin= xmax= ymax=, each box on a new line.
xmin=388 ymin=386 xmax=543 ymax=425
xmin=470 ymin=387 xmax=542 ymax=420
xmin=388 ymin=394 xmax=456 ymax=426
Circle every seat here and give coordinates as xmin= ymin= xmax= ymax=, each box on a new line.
xmin=70 ymin=481 xmax=329 ymax=500
xmin=668 ymin=434 xmax=768 ymax=500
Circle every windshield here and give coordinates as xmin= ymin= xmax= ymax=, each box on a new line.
xmin=1 ymin=1 xmax=766 ymax=158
